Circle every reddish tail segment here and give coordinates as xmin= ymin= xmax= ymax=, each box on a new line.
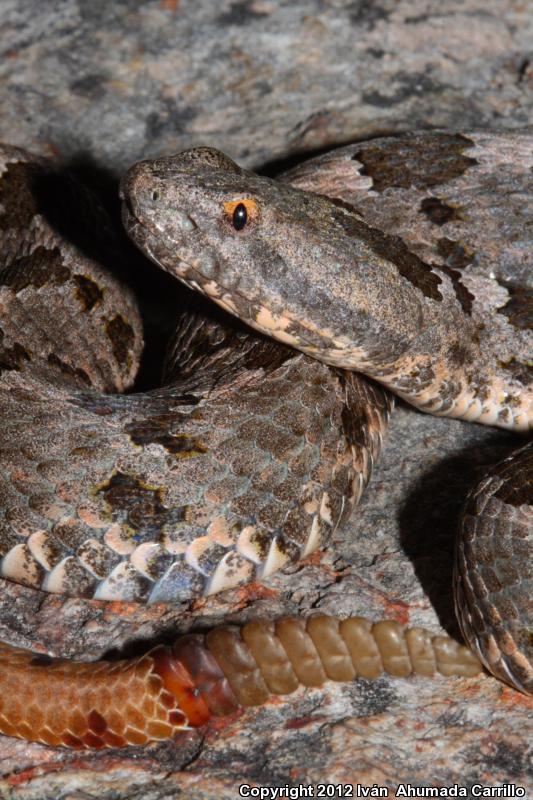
xmin=0 ymin=615 xmax=481 ymax=749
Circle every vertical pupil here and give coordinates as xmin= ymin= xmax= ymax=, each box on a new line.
xmin=233 ymin=203 xmax=247 ymax=230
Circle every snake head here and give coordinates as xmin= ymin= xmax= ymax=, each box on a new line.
xmin=120 ymin=147 xmax=472 ymax=377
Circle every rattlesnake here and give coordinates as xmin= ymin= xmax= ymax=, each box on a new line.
xmin=0 ymin=131 xmax=530 ymax=749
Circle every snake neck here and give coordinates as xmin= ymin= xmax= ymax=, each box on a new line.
xmin=368 ymin=347 xmax=532 ymax=433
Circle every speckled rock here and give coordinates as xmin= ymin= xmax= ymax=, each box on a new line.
xmin=0 ymin=0 xmax=532 ymax=174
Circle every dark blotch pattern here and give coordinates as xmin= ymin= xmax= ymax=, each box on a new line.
xmin=74 ymin=274 xmax=104 ymax=311
xmin=436 ymin=238 xmax=474 ymax=270
xmin=126 ymin=417 xmax=208 ymax=457
xmin=498 ymin=284 xmax=533 ymax=330
xmin=105 ymin=314 xmax=135 ymax=365
xmin=352 ymin=133 xmax=478 ymax=193
xmin=333 ymin=209 xmax=443 ymax=302
xmin=0 ymin=246 xmax=70 ymax=292
xmin=97 ymin=471 xmax=187 ymax=541
xmin=419 ymin=196 xmax=460 ymax=225
xmin=321 ymin=195 xmax=364 ymax=217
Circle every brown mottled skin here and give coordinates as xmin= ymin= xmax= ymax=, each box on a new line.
xmin=0 ymin=132 xmax=530 ymax=748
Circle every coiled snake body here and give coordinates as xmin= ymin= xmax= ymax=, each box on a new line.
xmin=0 ymin=132 xmax=531 ymax=749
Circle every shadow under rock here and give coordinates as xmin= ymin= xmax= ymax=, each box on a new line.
xmin=399 ymin=427 xmax=518 ymax=640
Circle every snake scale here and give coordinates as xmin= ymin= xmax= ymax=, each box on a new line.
xmin=0 ymin=131 xmax=530 ymax=749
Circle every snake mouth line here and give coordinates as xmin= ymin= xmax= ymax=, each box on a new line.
xmin=124 ymin=210 xmax=256 ymax=316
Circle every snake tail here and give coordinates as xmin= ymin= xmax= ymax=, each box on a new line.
xmin=0 ymin=615 xmax=481 ymax=749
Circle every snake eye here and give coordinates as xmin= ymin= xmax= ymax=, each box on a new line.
xmin=223 ymin=199 xmax=258 ymax=230
xmin=232 ymin=203 xmax=247 ymax=231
